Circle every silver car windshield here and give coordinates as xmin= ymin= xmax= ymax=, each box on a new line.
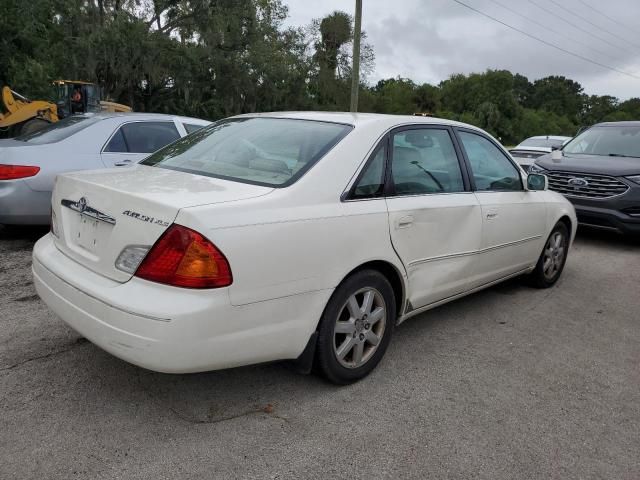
xmin=16 ymin=115 xmax=102 ymax=144
xmin=520 ymin=138 xmax=566 ymax=149
xmin=141 ymin=117 xmax=352 ymax=187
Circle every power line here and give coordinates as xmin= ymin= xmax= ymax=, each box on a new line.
xmin=450 ymin=0 xmax=640 ymax=80
xmin=486 ymin=0 xmax=626 ymax=64
xmin=576 ymin=0 xmax=636 ymax=34
xmin=527 ymin=0 xmax=634 ymax=55
xmin=546 ymin=0 xmax=640 ymax=51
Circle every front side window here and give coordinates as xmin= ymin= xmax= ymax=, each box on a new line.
xmin=120 ymin=122 xmax=181 ymax=153
xmin=142 ymin=118 xmax=352 ymax=187
xmin=390 ymin=128 xmax=464 ymax=195
xmin=458 ymin=131 xmax=522 ymax=192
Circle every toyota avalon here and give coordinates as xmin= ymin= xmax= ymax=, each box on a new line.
xmin=33 ymin=112 xmax=576 ymax=384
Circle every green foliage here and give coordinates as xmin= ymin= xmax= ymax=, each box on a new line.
xmin=1 ymin=1 xmax=637 ymax=144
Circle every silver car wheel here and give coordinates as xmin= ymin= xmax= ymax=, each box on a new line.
xmin=333 ymin=287 xmax=386 ymax=369
xmin=542 ymin=231 xmax=566 ymax=280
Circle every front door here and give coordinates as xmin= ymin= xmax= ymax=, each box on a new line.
xmin=455 ymin=129 xmax=547 ymax=287
xmin=385 ymin=126 xmax=483 ymax=310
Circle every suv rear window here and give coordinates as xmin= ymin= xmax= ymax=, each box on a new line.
xmin=141 ymin=117 xmax=352 ymax=187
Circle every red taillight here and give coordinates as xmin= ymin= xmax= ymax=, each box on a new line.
xmin=0 ymin=164 xmax=40 ymax=180
xmin=134 ymin=224 xmax=232 ymax=289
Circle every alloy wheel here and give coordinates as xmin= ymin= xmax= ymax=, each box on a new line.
xmin=333 ymin=287 xmax=387 ymax=369
xmin=542 ymin=230 xmax=566 ymax=280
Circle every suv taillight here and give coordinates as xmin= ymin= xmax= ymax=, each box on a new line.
xmin=134 ymin=224 xmax=232 ymax=289
xmin=0 ymin=165 xmax=40 ymax=180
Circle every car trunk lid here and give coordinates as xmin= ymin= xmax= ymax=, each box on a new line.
xmin=51 ymin=164 xmax=273 ymax=282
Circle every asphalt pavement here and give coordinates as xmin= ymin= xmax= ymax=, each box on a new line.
xmin=0 ymin=225 xmax=638 ymax=479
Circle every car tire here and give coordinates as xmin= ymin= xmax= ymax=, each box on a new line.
xmin=527 ymin=222 xmax=569 ymax=288
xmin=315 ymin=269 xmax=396 ymax=385
xmin=19 ymin=118 xmax=50 ymax=135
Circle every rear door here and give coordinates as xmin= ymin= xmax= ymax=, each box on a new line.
xmin=455 ymin=128 xmax=547 ymax=286
xmin=385 ymin=125 xmax=483 ymax=310
xmin=101 ymin=120 xmax=181 ymax=167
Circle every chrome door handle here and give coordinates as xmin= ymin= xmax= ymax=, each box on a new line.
xmin=114 ymin=159 xmax=133 ymax=167
xmin=396 ymin=215 xmax=414 ymax=229
xmin=486 ymin=209 xmax=498 ymax=220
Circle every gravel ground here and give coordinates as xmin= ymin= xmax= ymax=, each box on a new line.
xmin=0 ymin=225 xmax=638 ymax=480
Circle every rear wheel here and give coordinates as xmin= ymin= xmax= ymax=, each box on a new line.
xmin=315 ymin=270 xmax=396 ymax=384
xmin=527 ymin=222 xmax=569 ymax=288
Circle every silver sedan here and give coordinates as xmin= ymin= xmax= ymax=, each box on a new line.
xmin=0 ymin=112 xmax=210 ymax=225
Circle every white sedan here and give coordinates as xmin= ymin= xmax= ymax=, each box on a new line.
xmin=0 ymin=112 xmax=210 ymax=225
xmin=33 ymin=112 xmax=576 ymax=384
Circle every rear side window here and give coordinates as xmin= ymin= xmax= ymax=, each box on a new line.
xmin=391 ymin=128 xmax=464 ymax=195
xmin=353 ymin=144 xmax=386 ymax=199
xmin=184 ymin=123 xmax=206 ymax=134
xmin=458 ymin=131 xmax=522 ymax=191
xmin=142 ymin=118 xmax=352 ymax=187
xmin=104 ymin=128 xmax=127 ymax=152
xmin=119 ymin=122 xmax=181 ymax=153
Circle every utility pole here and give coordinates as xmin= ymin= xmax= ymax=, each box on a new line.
xmin=350 ymin=0 xmax=362 ymax=112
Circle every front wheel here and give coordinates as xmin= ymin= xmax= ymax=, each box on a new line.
xmin=527 ymin=222 xmax=569 ymax=288
xmin=315 ymin=270 xmax=396 ymax=384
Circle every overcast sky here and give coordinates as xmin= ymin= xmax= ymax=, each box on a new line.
xmin=284 ymin=0 xmax=640 ymax=100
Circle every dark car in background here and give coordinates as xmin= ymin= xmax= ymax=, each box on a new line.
xmin=530 ymin=122 xmax=640 ymax=235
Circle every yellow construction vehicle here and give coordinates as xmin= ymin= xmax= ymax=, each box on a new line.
xmin=0 ymin=80 xmax=131 ymax=137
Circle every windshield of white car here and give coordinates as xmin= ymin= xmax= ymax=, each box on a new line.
xmin=141 ymin=117 xmax=353 ymax=187
xmin=563 ymin=126 xmax=640 ymax=159
xmin=16 ymin=115 xmax=102 ymax=144
xmin=519 ymin=138 xmax=566 ymax=149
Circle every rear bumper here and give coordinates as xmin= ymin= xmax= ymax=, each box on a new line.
xmin=0 ymin=179 xmax=51 ymax=225
xmin=33 ymin=234 xmax=331 ymax=373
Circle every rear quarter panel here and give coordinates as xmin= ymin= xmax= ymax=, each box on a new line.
xmin=176 ymin=191 xmax=404 ymax=307
xmin=174 ymin=122 xmax=407 ymax=307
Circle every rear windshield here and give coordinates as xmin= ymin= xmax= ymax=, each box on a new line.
xmin=141 ymin=117 xmax=352 ymax=187
xmin=16 ymin=115 xmax=102 ymax=144
xmin=563 ymin=125 xmax=640 ymax=158
xmin=519 ymin=138 xmax=567 ymax=149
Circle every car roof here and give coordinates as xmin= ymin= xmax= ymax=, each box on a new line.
xmin=76 ymin=112 xmax=210 ymax=124
xmin=593 ymin=121 xmax=640 ymax=127
xmin=523 ymin=135 xmax=572 ymax=141
xmin=231 ymin=111 xmax=477 ymax=131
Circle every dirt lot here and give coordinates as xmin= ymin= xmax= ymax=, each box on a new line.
xmin=0 ymin=225 xmax=638 ymax=480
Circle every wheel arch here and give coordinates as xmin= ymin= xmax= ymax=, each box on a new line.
xmin=293 ymin=259 xmax=407 ymax=374
xmin=337 ymin=260 xmax=406 ymax=318
xmin=557 ymin=214 xmax=572 ymax=232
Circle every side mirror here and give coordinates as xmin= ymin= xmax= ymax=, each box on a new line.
xmin=527 ymin=173 xmax=548 ymax=191
xmin=551 ymin=145 xmax=560 ymax=151
xmin=551 ymin=149 xmax=563 ymax=161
